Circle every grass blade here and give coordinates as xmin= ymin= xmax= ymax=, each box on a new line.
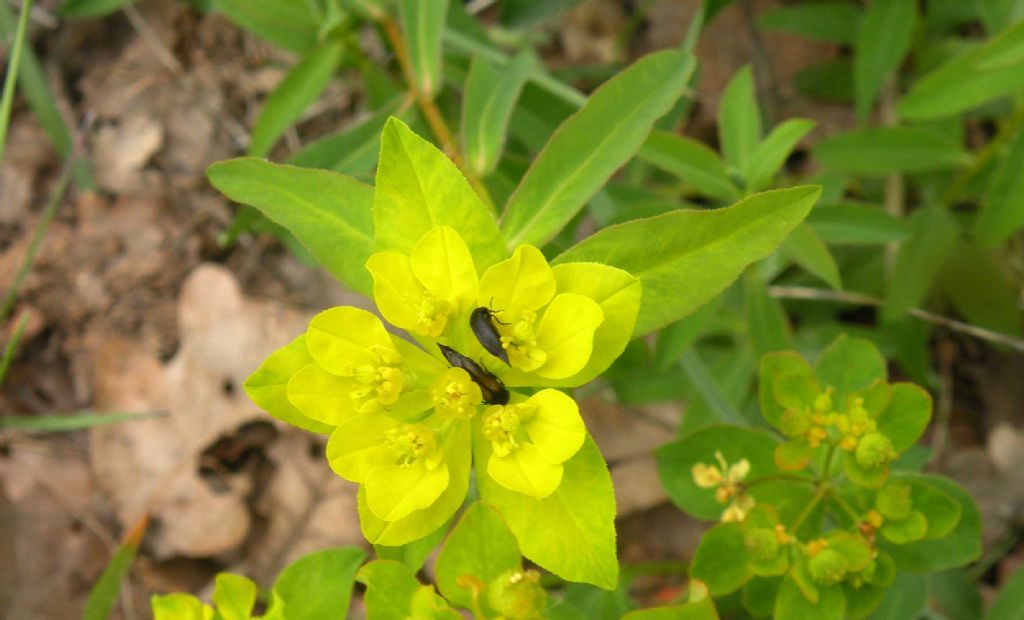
xmin=0 ymin=410 xmax=167 ymax=432
xmin=0 ymin=0 xmax=35 ymax=164
xmin=0 ymin=312 xmax=29 ymax=386
xmin=0 ymin=1 xmax=92 ymax=187
xmin=82 ymin=515 xmax=150 ymax=620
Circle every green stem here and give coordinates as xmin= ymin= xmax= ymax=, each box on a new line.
xmin=820 ymin=442 xmax=839 ymax=480
xmin=0 ymin=311 xmax=28 ymax=386
xmin=0 ymin=0 xmax=35 ymax=164
xmin=790 ymin=484 xmax=827 ymax=532
xmin=745 ymin=474 xmax=817 ymax=489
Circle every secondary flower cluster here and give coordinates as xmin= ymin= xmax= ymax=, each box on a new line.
xmin=247 ymin=226 xmax=638 ymax=544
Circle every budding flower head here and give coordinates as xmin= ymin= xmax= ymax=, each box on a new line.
xmin=487 ymin=569 xmax=547 ymax=620
xmin=856 ymin=432 xmax=895 ymax=468
xmin=808 ymin=548 xmax=847 ymax=586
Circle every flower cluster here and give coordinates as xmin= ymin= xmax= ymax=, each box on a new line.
xmin=692 ymin=451 xmax=754 ymax=522
xmin=246 ymin=226 xmax=638 ymax=544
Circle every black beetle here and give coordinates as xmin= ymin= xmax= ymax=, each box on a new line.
xmin=437 ymin=343 xmax=510 ymax=405
xmin=469 ymin=306 xmax=510 ymax=365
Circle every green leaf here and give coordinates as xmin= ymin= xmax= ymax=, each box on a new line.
xmin=556 ymin=186 xmax=820 ymax=336
xmin=814 ymin=127 xmax=971 ymax=175
xmin=977 ymin=127 xmax=1024 ymax=246
xmin=476 ymin=436 xmax=618 ymax=590
xmin=757 ymin=2 xmax=862 ymax=44
xmin=806 ymin=203 xmax=908 ymax=245
xmin=853 ymin=0 xmax=916 ymax=119
xmin=943 ymin=243 xmax=1022 ymax=334
xmin=557 ymin=582 xmax=637 ymax=620
xmin=398 ymin=0 xmax=448 ymax=98
xmin=502 ymin=50 xmax=696 ymax=248
xmin=207 ymin=158 xmax=375 ymax=296
xmin=435 ymin=502 xmax=521 ymax=610
xmin=881 ymin=475 xmax=980 ymax=572
xmin=58 ymin=0 xmax=135 ymax=18
xmin=248 ymin=40 xmax=345 ymax=158
xmin=359 ymin=560 xmax=460 ymax=620
xmin=374 ymin=117 xmax=507 ymax=271
xmin=898 ymin=20 xmax=1024 ymax=119
xmin=691 ymin=523 xmax=752 ymax=595
xmin=986 ymin=566 xmax=1024 ymax=620
xmin=744 ymin=271 xmax=792 ymax=357
xmin=212 ymin=574 xmax=257 ymax=620
xmin=718 ymin=66 xmax=762 ymax=173
xmin=780 ymin=223 xmax=841 ymax=290
xmin=461 ymin=52 xmax=532 ymax=176
xmin=287 ymin=98 xmax=402 ymax=174
xmin=211 ymin=0 xmax=319 ymax=54
xmin=745 ymin=118 xmax=816 ymax=192
xmin=637 ymin=131 xmax=740 ymax=200
xmin=374 ymin=519 xmax=451 ymax=573
xmin=864 ymin=571 xmax=927 ymax=619
xmin=814 ymin=335 xmax=886 ymax=403
xmin=267 ymin=547 xmax=365 ymax=620
xmin=931 ymin=569 xmax=982 ymax=620
xmin=775 ymin=577 xmax=845 ymax=620
xmin=882 ymin=206 xmax=959 ymax=322
xmin=877 ymin=383 xmax=931 ymax=453
xmin=656 ymin=425 xmax=784 ymax=520
xmin=795 ymin=59 xmax=854 ymax=103
xmin=83 ymin=518 xmax=146 ymax=620
xmin=742 ymin=576 xmax=781 ymax=617
xmin=909 ymin=478 xmax=961 ymax=540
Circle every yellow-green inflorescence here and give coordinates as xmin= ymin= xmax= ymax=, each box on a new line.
xmin=245 ymin=226 xmax=640 ymax=544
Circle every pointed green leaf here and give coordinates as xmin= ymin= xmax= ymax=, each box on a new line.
xmin=814 ymin=127 xmax=971 ymax=175
xmin=502 ymin=50 xmax=696 ymax=248
xmin=555 ymin=186 xmax=820 ymax=336
xmin=977 ymin=127 xmax=1024 ymax=246
xmin=211 ymin=0 xmax=319 ymax=54
xmin=374 ymin=117 xmax=507 ymax=270
xmin=477 ymin=436 xmax=618 ymax=589
xmin=745 ymin=118 xmax=815 ymax=192
xmin=757 ymin=2 xmax=862 ymax=44
xmin=883 ymin=206 xmax=959 ymax=322
xmin=248 ymin=40 xmax=345 ymax=157
xmin=287 ymin=97 xmax=403 ymax=174
xmin=208 ymin=158 xmax=375 ymax=295
xmin=898 ymin=19 xmax=1024 ymax=119
xmin=853 ymin=0 xmax=915 ymax=119
xmin=462 ymin=52 xmax=532 ymax=176
xmin=806 ymin=203 xmax=908 ymax=245
xmin=719 ymin=66 xmax=761 ymax=172
xmin=638 ymin=131 xmax=740 ymax=200
xmin=398 ymin=0 xmax=447 ymax=98
xmin=780 ymin=223 xmax=842 ymax=290
xmin=435 ymin=502 xmax=521 ymax=610
xmin=986 ymin=566 xmax=1024 ymax=620
xmin=744 ymin=270 xmax=792 ymax=357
